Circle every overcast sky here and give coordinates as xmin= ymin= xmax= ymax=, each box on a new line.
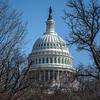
xmin=8 ymin=0 xmax=92 ymax=67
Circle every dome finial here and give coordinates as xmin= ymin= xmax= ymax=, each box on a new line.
xmin=49 ymin=6 xmax=52 ymax=14
xmin=48 ymin=6 xmax=53 ymax=20
xmin=44 ymin=6 xmax=56 ymax=35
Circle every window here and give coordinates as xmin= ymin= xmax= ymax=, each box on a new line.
xmin=50 ymin=58 xmax=52 ymax=63
xmin=54 ymin=58 xmax=57 ymax=63
xmin=44 ymin=43 xmax=46 ymax=46
xmin=47 ymin=43 xmax=49 ymax=46
xmin=36 ymin=58 xmax=37 ymax=64
xmin=46 ymin=58 xmax=49 ymax=63
xmin=47 ymin=43 xmax=49 ymax=48
xmin=50 ymin=43 xmax=52 ymax=48
xmin=54 ymin=43 xmax=56 ymax=48
xmin=42 ymin=58 xmax=45 ymax=63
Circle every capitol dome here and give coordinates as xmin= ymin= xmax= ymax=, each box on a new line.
xmin=32 ymin=34 xmax=69 ymax=52
xmin=27 ymin=7 xmax=75 ymax=87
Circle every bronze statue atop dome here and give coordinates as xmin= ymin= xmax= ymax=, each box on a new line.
xmin=48 ymin=6 xmax=53 ymax=20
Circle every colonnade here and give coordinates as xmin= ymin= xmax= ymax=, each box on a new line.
xmin=29 ymin=70 xmax=73 ymax=83
xmin=30 ymin=56 xmax=72 ymax=65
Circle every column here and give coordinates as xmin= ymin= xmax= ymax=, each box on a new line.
xmin=52 ymin=57 xmax=54 ymax=63
xmin=45 ymin=70 xmax=48 ymax=81
xmin=60 ymin=71 xmax=63 ymax=82
xmin=55 ymin=71 xmax=57 ymax=81
xmin=41 ymin=71 xmax=43 ymax=81
xmin=60 ymin=57 xmax=62 ymax=64
xmin=53 ymin=70 xmax=55 ymax=81
xmin=48 ymin=70 xmax=50 ymax=81
xmin=43 ymin=70 xmax=45 ymax=81
xmin=39 ymin=71 xmax=41 ymax=81
xmin=57 ymin=71 xmax=59 ymax=82
xmin=34 ymin=71 xmax=36 ymax=81
xmin=66 ymin=71 xmax=69 ymax=81
xmin=63 ymin=71 xmax=66 ymax=82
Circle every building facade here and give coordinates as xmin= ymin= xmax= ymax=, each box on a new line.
xmin=27 ymin=7 xmax=75 ymax=88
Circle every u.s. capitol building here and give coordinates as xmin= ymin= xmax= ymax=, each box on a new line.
xmin=27 ymin=7 xmax=75 ymax=89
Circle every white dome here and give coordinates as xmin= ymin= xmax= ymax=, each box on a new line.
xmin=28 ymin=8 xmax=75 ymax=71
xmin=32 ymin=34 xmax=69 ymax=52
